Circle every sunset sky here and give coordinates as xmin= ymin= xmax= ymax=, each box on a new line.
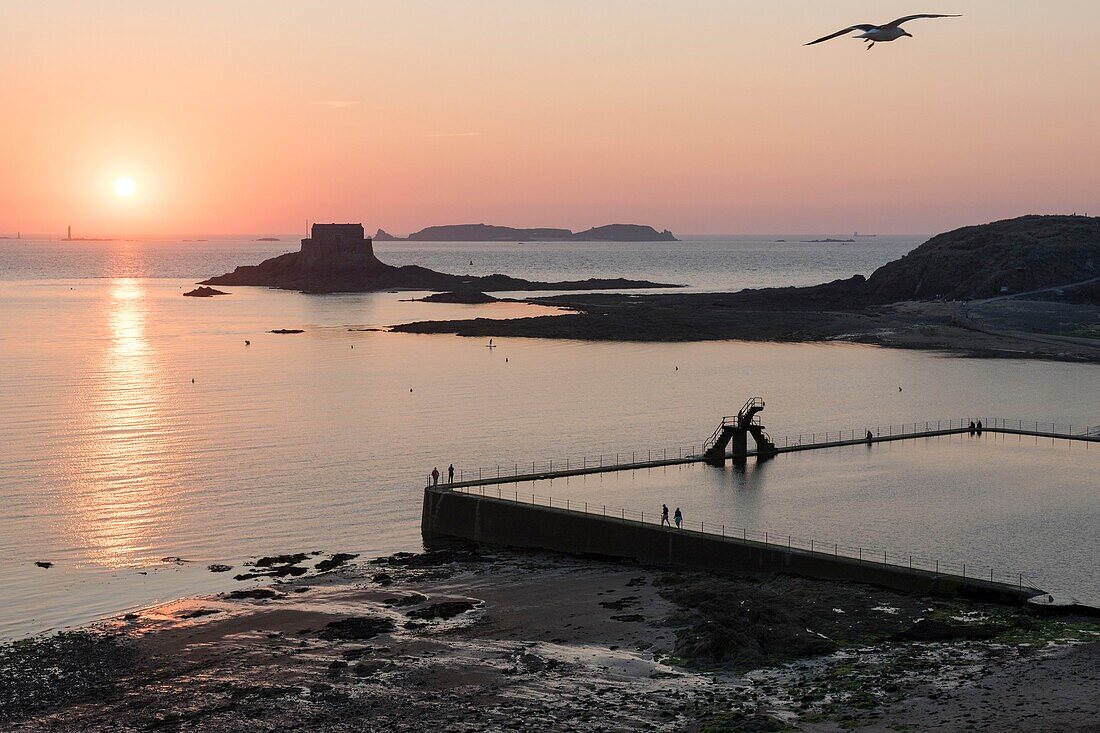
xmin=3 ymin=1 xmax=1099 ymax=237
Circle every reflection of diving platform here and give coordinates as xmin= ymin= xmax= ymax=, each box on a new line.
xmin=702 ymin=398 xmax=779 ymax=465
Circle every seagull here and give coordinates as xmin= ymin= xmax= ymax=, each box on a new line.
xmin=806 ymin=14 xmax=960 ymax=50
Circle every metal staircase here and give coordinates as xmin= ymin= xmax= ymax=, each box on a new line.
xmin=703 ymin=398 xmax=778 ymax=464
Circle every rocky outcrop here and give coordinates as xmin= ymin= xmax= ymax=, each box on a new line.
xmin=202 ymin=223 xmax=678 ymax=293
xmin=183 ymin=286 xmax=229 ymax=297
xmin=866 ymin=215 xmax=1100 ymax=302
xmin=420 ymin=291 xmax=498 ymax=304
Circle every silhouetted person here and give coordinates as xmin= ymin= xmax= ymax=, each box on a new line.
xmin=976 ymin=420 xmax=983 ymax=435
xmin=969 ymin=421 xmax=976 ymax=435
xmin=866 ymin=430 xmax=873 ymax=443
xmin=674 ymin=507 xmax=682 ymax=530
xmin=661 ymin=504 xmax=670 ymax=526
xmin=431 ymin=467 xmax=439 ymax=486
xmin=448 ymin=464 xmax=455 ymax=483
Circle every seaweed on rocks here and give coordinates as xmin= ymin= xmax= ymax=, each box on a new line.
xmin=317 ymin=617 xmax=397 ymax=641
xmin=315 ymin=553 xmax=359 ymax=572
xmin=0 ymin=632 xmax=135 ymax=721
xmin=404 ymin=601 xmax=477 ymax=620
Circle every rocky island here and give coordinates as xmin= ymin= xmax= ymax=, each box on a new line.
xmin=393 ymin=215 xmax=1100 ymax=362
xmin=202 ymin=224 xmax=677 ymax=294
xmin=373 ymin=223 xmax=678 ymax=242
xmin=183 ymin=286 xmax=229 ymax=297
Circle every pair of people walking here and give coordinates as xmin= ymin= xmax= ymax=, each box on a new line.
xmin=661 ymin=504 xmax=682 ymax=529
xmin=430 ymin=464 xmax=456 ymax=486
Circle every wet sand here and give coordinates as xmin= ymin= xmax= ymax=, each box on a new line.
xmin=3 ymin=548 xmax=1099 ymax=732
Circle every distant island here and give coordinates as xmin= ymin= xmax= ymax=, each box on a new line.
xmin=202 ymin=224 xmax=679 ymax=293
xmin=255 ymin=237 xmax=281 ymax=242
xmin=372 ymin=223 xmax=677 ymax=242
xmin=803 ymin=238 xmax=856 ymax=243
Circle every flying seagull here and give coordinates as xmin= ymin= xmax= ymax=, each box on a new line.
xmin=806 ymin=14 xmax=961 ymax=49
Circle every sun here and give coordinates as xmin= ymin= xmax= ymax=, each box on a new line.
xmin=114 ymin=177 xmax=137 ymax=197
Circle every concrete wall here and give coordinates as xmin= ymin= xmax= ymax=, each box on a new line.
xmin=422 ymin=487 xmax=1042 ymax=605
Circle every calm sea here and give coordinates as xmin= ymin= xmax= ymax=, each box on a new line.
xmin=1 ymin=236 xmax=1097 ymax=638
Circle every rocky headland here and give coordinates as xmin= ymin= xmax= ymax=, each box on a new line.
xmin=393 ymin=216 xmax=1100 ymax=362
xmin=202 ymin=224 xmax=678 ymax=294
xmin=373 ymin=223 xmax=678 ymax=242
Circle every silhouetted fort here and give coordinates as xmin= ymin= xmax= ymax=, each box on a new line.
xmin=302 ymin=223 xmax=374 ymax=257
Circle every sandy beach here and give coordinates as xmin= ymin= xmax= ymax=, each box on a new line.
xmin=4 ymin=547 xmax=1098 ymax=732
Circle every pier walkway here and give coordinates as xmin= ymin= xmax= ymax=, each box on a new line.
xmin=432 ymin=416 xmax=1098 ymax=491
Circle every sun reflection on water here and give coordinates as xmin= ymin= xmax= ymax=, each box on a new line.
xmin=60 ymin=278 xmax=180 ymax=568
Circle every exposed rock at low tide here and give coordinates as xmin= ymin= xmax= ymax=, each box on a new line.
xmin=183 ymin=286 xmax=229 ymax=297
xmin=418 ymin=290 xmax=498 ymax=304
xmin=404 ymin=601 xmax=477 ymax=620
xmin=314 ymin=553 xmax=359 ymax=572
xmin=317 ymin=616 xmax=396 ymax=641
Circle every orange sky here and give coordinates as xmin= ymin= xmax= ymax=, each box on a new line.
xmin=2 ymin=1 xmax=1098 ymax=237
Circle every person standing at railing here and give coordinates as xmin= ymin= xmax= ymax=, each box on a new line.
xmin=448 ymin=464 xmax=454 ymax=483
xmin=431 ymin=467 xmax=439 ymax=486
xmin=661 ymin=504 xmax=671 ymax=527
xmin=674 ymin=507 xmax=682 ymax=530
xmin=976 ymin=420 xmax=983 ymax=435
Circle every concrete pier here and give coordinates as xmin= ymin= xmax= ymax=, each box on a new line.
xmin=421 ymin=486 xmax=1045 ymax=604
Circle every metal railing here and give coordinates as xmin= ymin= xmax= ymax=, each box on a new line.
xmin=450 ymin=483 xmax=1036 ymax=591
xmin=427 ymin=417 xmax=1095 ymax=487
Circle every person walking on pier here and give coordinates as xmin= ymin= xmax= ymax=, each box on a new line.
xmin=673 ymin=507 xmax=682 ymax=530
xmin=661 ymin=504 xmax=671 ymax=526
xmin=431 ymin=467 xmax=440 ymax=486
xmin=448 ymin=464 xmax=455 ymax=483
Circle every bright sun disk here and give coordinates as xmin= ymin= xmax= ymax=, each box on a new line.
xmin=114 ymin=177 xmax=137 ymax=197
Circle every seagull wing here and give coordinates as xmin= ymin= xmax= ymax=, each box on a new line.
xmin=887 ymin=14 xmax=962 ymax=28
xmin=805 ymin=24 xmax=877 ymax=46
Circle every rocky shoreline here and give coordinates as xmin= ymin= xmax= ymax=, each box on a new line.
xmin=4 ymin=547 xmax=1098 ymax=732
xmin=390 ymin=290 xmax=1100 ymax=363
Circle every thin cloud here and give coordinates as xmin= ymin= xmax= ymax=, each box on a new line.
xmin=314 ymin=101 xmax=361 ymax=109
